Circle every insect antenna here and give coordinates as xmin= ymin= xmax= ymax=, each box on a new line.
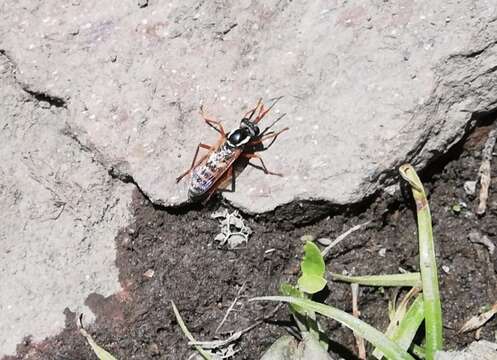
xmin=259 ymin=113 xmax=287 ymax=136
xmin=243 ymin=98 xmax=263 ymax=121
xmin=253 ymin=96 xmax=284 ymax=124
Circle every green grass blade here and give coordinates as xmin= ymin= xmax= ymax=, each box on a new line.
xmin=372 ymin=289 xmax=421 ymax=359
xmin=373 ymin=294 xmax=425 ymax=359
xmin=399 ymin=164 xmax=443 ymax=359
xmin=330 ymin=272 xmax=422 ymax=287
xmin=171 ymin=301 xmax=213 ymax=360
xmin=391 ymin=295 xmax=425 ymax=351
xmin=280 ymin=283 xmax=306 ymax=316
xmin=412 ymin=344 xmax=426 ymax=359
xmin=251 ymin=296 xmax=416 ymax=360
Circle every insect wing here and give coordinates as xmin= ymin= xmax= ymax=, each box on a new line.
xmin=189 ymin=144 xmax=241 ymax=198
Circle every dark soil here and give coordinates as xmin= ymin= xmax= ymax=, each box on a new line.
xmin=5 ymin=122 xmax=497 ymax=359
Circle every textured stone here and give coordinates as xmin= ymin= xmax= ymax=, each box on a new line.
xmin=2 ymin=1 xmax=497 ymax=213
xmin=0 ymin=53 xmax=134 ymax=355
xmin=436 ymin=340 xmax=497 ymax=360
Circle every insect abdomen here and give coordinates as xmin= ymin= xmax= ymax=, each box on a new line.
xmin=188 ymin=144 xmax=237 ymax=199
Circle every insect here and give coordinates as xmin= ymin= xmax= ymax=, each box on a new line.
xmin=176 ymin=97 xmax=289 ymax=202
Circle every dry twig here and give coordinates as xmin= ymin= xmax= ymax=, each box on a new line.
xmin=321 ymin=220 xmax=371 ymax=258
xmin=215 ymin=282 xmax=247 ymax=333
xmin=351 ymin=284 xmax=366 ymax=360
xmin=477 ymin=127 xmax=497 ymax=215
xmin=459 ymin=301 xmax=497 ymax=334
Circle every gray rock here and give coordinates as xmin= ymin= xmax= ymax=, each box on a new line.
xmin=260 ymin=333 xmax=334 ymax=360
xmin=436 ymin=340 xmax=497 ymax=360
xmin=0 ymin=52 xmax=134 ymax=355
xmin=1 ymin=1 xmax=497 ymax=213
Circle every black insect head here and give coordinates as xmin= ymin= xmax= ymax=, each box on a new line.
xmin=241 ymin=118 xmax=260 ymax=137
xmin=226 ymin=118 xmax=260 ymax=147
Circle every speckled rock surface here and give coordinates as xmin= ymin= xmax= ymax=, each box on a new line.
xmin=1 ymin=1 xmax=497 ymax=213
xmin=0 ymin=52 xmax=134 ymax=355
xmin=436 ymin=340 xmax=497 ymax=360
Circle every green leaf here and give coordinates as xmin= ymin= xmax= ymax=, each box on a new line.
xmin=301 ymin=241 xmax=325 ymax=277
xmin=298 ymin=274 xmax=327 ymax=294
xmin=298 ymin=241 xmax=326 ymax=294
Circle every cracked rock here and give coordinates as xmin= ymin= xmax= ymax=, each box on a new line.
xmin=2 ymin=1 xmax=497 ymax=212
xmin=0 ymin=51 xmax=134 ymax=355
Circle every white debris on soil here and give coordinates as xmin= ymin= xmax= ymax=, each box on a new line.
xmin=189 ymin=343 xmax=238 ymax=360
xmin=211 ymin=209 xmax=252 ymax=249
xmin=464 ymin=181 xmax=477 ymax=196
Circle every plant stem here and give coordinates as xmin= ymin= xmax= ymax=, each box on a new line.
xmin=399 ymin=164 xmax=443 ymax=359
xmin=330 ymin=272 xmax=422 ymax=288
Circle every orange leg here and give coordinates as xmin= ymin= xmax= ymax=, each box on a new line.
xmin=200 ymin=106 xmax=226 ymax=136
xmin=176 ymin=143 xmax=212 ymax=183
xmin=242 ymin=153 xmax=283 ymax=177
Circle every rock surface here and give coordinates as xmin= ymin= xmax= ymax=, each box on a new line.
xmin=0 ymin=51 xmax=134 ymax=354
xmin=436 ymin=340 xmax=497 ymax=360
xmin=1 ymin=0 xmax=497 ymax=355
xmin=1 ymin=1 xmax=497 ymax=213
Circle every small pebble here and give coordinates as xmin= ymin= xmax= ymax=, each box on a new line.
xmin=143 ymin=269 xmax=155 ymax=278
xmin=464 ymin=181 xmax=477 ymax=196
xmin=317 ymin=238 xmax=332 ymax=246
xmin=384 ymin=184 xmax=398 ymax=196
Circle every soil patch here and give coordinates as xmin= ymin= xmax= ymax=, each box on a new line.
xmin=5 ymin=122 xmax=497 ymax=359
